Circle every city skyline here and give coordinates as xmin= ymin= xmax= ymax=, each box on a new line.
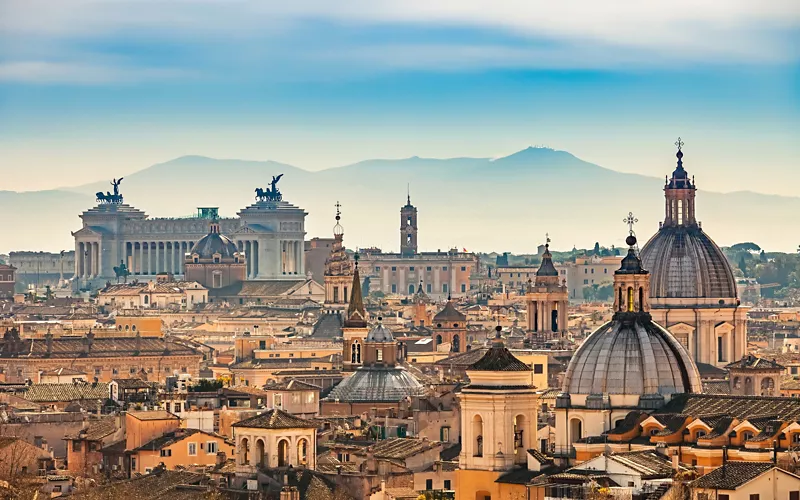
xmin=1 ymin=1 xmax=798 ymax=194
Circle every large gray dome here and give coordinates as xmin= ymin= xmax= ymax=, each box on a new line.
xmin=640 ymin=226 xmax=737 ymax=299
xmin=562 ymin=315 xmax=702 ymax=397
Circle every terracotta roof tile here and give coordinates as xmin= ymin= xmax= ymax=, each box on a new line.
xmin=232 ymin=408 xmax=318 ymax=429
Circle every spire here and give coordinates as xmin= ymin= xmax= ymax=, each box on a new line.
xmin=667 ymin=137 xmax=693 ymax=189
xmin=407 ymin=184 xmax=411 ymax=206
xmin=536 ymin=239 xmax=559 ymax=279
xmin=344 ymin=253 xmax=367 ymax=328
xmin=333 ymin=201 xmax=344 ymax=237
xmin=617 ymin=212 xmax=646 ymax=275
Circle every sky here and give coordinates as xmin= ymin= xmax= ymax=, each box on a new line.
xmin=1 ymin=0 xmax=798 ymax=195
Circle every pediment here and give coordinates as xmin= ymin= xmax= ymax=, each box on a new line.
xmin=668 ymin=322 xmax=695 ymax=334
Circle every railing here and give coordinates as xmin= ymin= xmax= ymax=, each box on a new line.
xmin=551 ymin=446 xmax=576 ymax=458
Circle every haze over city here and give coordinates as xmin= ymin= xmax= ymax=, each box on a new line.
xmin=1 ymin=4 xmax=800 ymax=499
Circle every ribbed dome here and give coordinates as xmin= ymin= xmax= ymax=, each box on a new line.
xmin=190 ymin=232 xmax=239 ymax=260
xmin=366 ymin=322 xmax=394 ymax=342
xmin=325 ymin=366 xmax=425 ymax=403
xmin=562 ymin=313 xmax=702 ymax=397
xmin=640 ymin=226 xmax=737 ymax=299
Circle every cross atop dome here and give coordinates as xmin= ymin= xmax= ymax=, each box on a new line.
xmin=333 ymin=201 xmax=344 ymax=237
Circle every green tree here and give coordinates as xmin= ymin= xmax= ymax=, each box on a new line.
xmin=593 ymin=242 xmax=601 ymax=255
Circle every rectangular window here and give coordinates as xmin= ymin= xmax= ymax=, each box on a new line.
xmin=94 ymin=368 xmax=101 ymax=376
xmin=259 ymin=340 xmax=266 ymax=349
xmin=427 ymin=284 xmax=432 ymax=293
xmin=207 ymin=442 xmax=218 ymax=454
xmin=112 ymin=368 xmax=119 ymax=375
xmin=442 ymin=266 xmax=448 ymax=271
xmin=461 ymin=266 xmax=466 ymax=271
xmin=188 ymin=443 xmax=197 ymax=456
xmin=583 ymin=279 xmax=589 ymax=285
xmin=789 ymin=492 xmax=799 ymax=500
xmin=130 ymin=367 xmax=137 ymax=374
xmin=391 ymin=284 xmax=397 ymax=293
xmin=72 ymin=441 xmax=82 ymax=452
xmin=461 ymin=284 xmax=466 ymax=293
xmin=719 ymin=495 xmax=730 ymax=500
xmin=426 ymin=479 xmax=433 ymax=490
xmin=442 ymin=283 xmax=448 ymax=293
xmin=391 ymin=266 xmax=397 ymax=272
xmin=748 ymin=495 xmax=759 ymax=500
xmin=160 ymin=449 xmax=172 ymax=457
xmin=444 ymin=480 xmax=451 ymax=490
xmin=274 ymin=394 xmax=283 ymax=409
xmin=307 ymin=393 xmax=315 ymax=403
xmin=375 ymin=267 xmax=380 ymax=272
xmin=377 ymin=349 xmax=383 ymax=361
xmin=534 ymin=364 xmax=544 ymax=374
xmin=426 ymin=266 xmax=432 ymax=272
xmin=409 ymin=266 xmax=415 ymax=271
xmin=131 ymin=457 xmax=137 ymax=470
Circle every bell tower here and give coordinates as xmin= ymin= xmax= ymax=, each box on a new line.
xmin=400 ymin=191 xmax=418 ymax=256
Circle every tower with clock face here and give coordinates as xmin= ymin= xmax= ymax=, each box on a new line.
xmin=400 ymin=194 xmax=418 ymax=256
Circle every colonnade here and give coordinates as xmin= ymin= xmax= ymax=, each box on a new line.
xmin=76 ymin=241 xmax=101 ymax=278
xmin=75 ymin=237 xmax=305 ymax=279
xmin=124 ymin=241 xmax=195 ymax=276
xmin=280 ymin=240 xmax=302 ymax=276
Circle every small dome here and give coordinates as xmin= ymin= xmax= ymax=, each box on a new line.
xmin=191 ymin=228 xmax=239 ymax=260
xmin=562 ymin=315 xmax=702 ymax=397
xmin=366 ymin=322 xmax=394 ymax=342
xmin=640 ymin=226 xmax=737 ymax=299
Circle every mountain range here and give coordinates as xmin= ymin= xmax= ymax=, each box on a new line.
xmin=2 ymin=147 xmax=797 ymax=254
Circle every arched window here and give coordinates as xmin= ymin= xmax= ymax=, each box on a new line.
xmin=761 ymin=377 xmax=775 ymax=396
xmin=436 ymin=335 xmax=443 ymax=345
xmin=639 ymin=287 xmax=644 ymax=312
xmin=351 ymin=343 xmax=357 ymax=364
xmin=356 ymin=342 xmax=361 ymax=363
xmin=551 ymin=308 xmax=558 ymax=332
xmin=473 ymin=415 xmax=484 ymax=457
xmin=239 ymin=438 xmax=249 ymax=466
xmin=143 ymin=295 xmax=149 ymax=305
xmin=278 ymin=439 xmax=289 ymax=467
xmin=627 ymin=287 xmax=634 ymax=312
xmin=570 ymin=418 xmax=583 ymax=444
xmin=297 ymin=438 xmax=309 ymax=465
xmin=618 ymin=287 xmax=623 ymax=311
xmin=256 ymin=439 xmax=266 ymax=467
xmin=514 ymin=415 xmax=527 ymax=464
xmin=452 ymin=335 xmax=460 ymax=352
xmin=742 ymin=431 xmax=754 ymax=442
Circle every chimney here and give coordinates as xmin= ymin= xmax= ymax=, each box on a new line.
xmin=215 ymin=451 xmax=226 ymax=467
xmin=44 ymin=329 xmax=53 ymax=357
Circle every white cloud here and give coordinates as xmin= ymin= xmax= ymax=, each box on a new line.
xmin=0 ymin=61 xmax=193 ymax=84
xmin=0 ymin=0 xmax=796 ymax=83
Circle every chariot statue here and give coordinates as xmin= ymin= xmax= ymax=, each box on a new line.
xmin=96 ymin=177 xmax=124 ymax=204
xmin=255 ymin=174 xmax=284 ymax=202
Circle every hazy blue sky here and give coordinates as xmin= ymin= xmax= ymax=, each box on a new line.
xmin=1 ymin=1 xmax=798 ymax=194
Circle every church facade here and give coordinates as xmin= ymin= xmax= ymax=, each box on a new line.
xmin=71 ymin=179 xmax=306 ymax=286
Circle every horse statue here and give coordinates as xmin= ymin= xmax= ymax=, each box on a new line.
xmin=113 ymin=260 xmax=130 ymax=283
xmin=254 ymin=174 xmax=284 ymax=202
xmin=96 ymin=178 xmax=124 ymax=204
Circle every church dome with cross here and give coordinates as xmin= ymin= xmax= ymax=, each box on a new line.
xmin=560 ymin=219 xmax=702 ymax=406
xmin=639 ymin=139 xmax=737 ymax=299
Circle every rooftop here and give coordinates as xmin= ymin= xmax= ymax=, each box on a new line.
xmin=232 ymin=408 xmax=318 ymax=429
